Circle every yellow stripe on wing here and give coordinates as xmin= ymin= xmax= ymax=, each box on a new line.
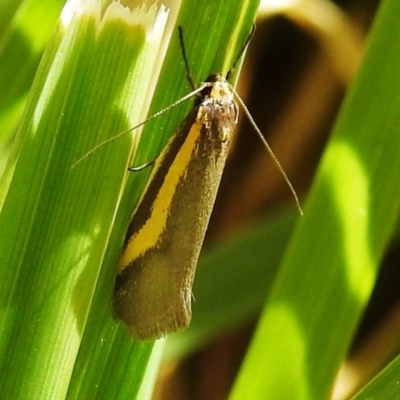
xmin=118 ymin=118 xmax=203 ymax=271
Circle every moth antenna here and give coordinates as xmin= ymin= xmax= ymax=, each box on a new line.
xmin=226 ymin=24 xmax=256 ymax=82
xmin=231 ymin=87 xmax=303 ymax=215
xmin=70 ymin=84 xmax=209 ymax=170
xmin=178 ymin=26 xmax=197 ymax=91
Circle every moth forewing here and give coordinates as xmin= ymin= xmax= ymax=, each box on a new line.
xmin=113 ymin=76 xmax=238 ymax=340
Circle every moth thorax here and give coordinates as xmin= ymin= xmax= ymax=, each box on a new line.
xmin=209 ymin=80 xmax=234 ymax=102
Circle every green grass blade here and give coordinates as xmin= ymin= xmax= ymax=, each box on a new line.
xmin=66 ymin=1 xmax=260 ymax=398
xmin=0 ymin=0 xmax=65 ymax=155
xmin=0 ymin=1 xmax=167 ymax=398
xmin=352 ymin=355 xmax=400 ymax=399
xmin=0 ymin=0 xmax=261 ymax=397
xmin=230 ymin=0 xmax=400 ymax=398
